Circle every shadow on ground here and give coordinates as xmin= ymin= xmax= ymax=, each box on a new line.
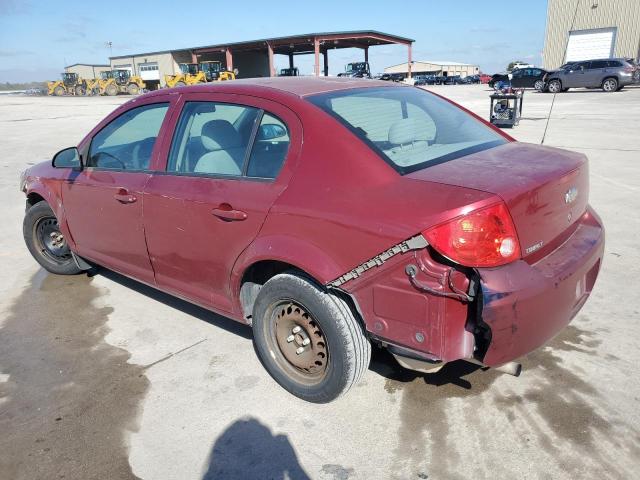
xmin=201 ymin=417 xmax=310 ymax=480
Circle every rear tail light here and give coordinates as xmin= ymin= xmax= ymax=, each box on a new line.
xmin=423 ymin=202 xmax=521 ymax=267
xmin=624 ymin=66 xmax=634 ymax=73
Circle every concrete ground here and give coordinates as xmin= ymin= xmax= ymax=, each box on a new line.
xmin=0 ymin=85 xmax=638 ymax=480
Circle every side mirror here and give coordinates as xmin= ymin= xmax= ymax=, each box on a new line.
xmin=257 ymin=124 xmax=287 ymax=141
xmin=52 ymin=147 xmax=82 ymax=170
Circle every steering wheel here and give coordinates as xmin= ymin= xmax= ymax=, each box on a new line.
xmin=93 ymin=151 xmax=126 ymax=169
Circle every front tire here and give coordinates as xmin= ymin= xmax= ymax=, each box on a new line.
xmin=105 ymin=84 xmax=118 ymax=96
xmin=548 ymin=79 xmax=562 ymax=93
xmin=23 ymin=202 xmax=81 ymax=275
xmin=127 ymin=83 xmax=140 ymax=95
xmin=252 ymin=272 xmax=371 ymax=403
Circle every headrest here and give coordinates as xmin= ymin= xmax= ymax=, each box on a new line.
xmin=200 ymin=120 xmax=242 ymax=151
xmin=388 ymin=118 xmax=420 ymax=145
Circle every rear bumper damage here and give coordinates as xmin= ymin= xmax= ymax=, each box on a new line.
xmin=478 ymin=207 xmax=604 ymax=366
xmin=335 ymin=207 xmax=604 ymax=375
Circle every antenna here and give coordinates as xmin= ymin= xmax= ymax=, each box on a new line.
xmin=542 ymin=0 xmax=581 ymax=145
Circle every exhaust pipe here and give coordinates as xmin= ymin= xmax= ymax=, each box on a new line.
xmin=466 ymin=358 xmax=522 ymax=377
xmin=493 ymin=361 xmax=522 ymax=377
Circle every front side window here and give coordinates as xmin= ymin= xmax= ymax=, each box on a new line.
xmin=88 ymin=103 xmax=169 ymax=170
xmin=308 ymin=86 xmax=506 ymax=174
xmin=168 ymin=101 xmax=290 ymax=179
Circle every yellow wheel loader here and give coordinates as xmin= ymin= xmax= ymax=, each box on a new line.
xmin=164 ymin=63 xmax=206 ymax=88
xmin=96 ymin=70 xmax=146 ymax=96
xmin=199 ymin=61 xmax=236 ymax=81
xmin=47 ymin=73 xmax=85 ymax=96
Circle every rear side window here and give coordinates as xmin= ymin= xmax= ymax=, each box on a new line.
xmin=167 ymin=101 xmax=289 ymax=179
xmin=606 ymin=60 xmax=623 ymax=67
xmin=308 ymin=87 xmax=506 ymax=174
xmin=590 ymin=60 xmax=608 ymax=69
xmin=88 ymin=103 xmax=169 ymax=170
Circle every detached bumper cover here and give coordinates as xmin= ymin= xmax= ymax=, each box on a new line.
xmin=479 ymin=208 xmax=604 ymax=366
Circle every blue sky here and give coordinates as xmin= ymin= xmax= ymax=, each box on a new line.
xmin=0 ymin=0 xmax=547 ymax=82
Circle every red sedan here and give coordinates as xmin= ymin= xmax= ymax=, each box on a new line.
xmin=21 ymin=78 xmax=604 ymax=402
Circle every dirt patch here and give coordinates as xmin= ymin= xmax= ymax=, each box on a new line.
xmin=0 ymin=271 xmax=148 ymax=480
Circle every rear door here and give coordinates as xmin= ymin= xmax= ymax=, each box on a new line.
xmin=143 ymin=93 xmax=302 ymax=312
xmin=61 ymin=97 xmax=174 ymax=283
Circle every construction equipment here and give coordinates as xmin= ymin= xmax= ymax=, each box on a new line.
xmin=47 ymin=73 xmax=85 ymax=96
xmin=95 ymin=69 xmax=146 ymax=96
xmin=279 ymin=67 xmax=299 ymax=77
xmin=164 ymin=63 xmax=205 ymax=88
xmin=199 ymin=61 xmax=235 ymax=81
xmin=338 ymin=62 xmax=371 ymax=78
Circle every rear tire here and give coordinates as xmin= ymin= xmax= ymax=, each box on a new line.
xmin=252 ymin=272 xmax=371 ymax=403
xmin=74 ymin=85 xmax=85 ymax=96
xmin=602 ymin=77 xmax=618 ymax=92
xmin=127 ymin=83 xmax=140 ymax=95
xmin=534 ymin=79 xmax=544 ymax=91
xmin=23 ymin=202 xmax=81 ymax=275
xmin=54 ymin=86 xmax=65 ymax=96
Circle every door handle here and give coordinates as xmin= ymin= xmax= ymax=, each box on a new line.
xmin=211 ymin=204 xmax=247 ymax=221
xmin=114 ymin=188 xmax=137 ymax=204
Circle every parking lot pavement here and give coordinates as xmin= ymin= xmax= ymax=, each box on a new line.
xmin=0 ymin=86 xmax=639 ymax=480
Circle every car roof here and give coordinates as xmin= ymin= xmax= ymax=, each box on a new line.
xmin=143 ymin=77 xmax=399 ymax=100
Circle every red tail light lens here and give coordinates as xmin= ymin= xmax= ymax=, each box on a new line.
xmin=423 ymin=202 xmax=521 ymax=267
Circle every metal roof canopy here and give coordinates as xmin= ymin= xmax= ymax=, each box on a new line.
xmin=111 ymin=30 xmax=415 ymax=78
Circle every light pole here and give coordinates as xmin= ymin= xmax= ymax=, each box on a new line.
xmin=105 ymin=41 xmax=113 ymax=62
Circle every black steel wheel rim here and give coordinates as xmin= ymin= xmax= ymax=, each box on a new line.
xmin=35 ymin=216 xmax=71 ymax=262
xmin=266 ymin=300 xmax=329 ymax=386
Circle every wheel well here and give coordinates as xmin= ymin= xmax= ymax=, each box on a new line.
xmin=602 ymin=76 xmax=618 ymax=85
xmin=26 ymin=192 xmax=45 ymax=208
xmin=239 ymin=260 xmax=305 ymax=322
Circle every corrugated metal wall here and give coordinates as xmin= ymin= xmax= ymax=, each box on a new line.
xmin=543 ymin=0 xmax=640 ymax=69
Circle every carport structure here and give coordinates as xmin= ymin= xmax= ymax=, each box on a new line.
xmin=189 ymin=30 xmax=415 ymax=78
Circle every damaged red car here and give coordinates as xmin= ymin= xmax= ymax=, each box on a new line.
xmin=21 ymin=78 xmax=604 ymax=403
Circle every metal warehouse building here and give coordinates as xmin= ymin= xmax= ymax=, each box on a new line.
xmin=384 ymin=61 xmax=479 ymax=78
xmin=107 ymin=30 xmax=414 ymax=89
xmin=543 ymin=0 xmax=640 ymax=69
xmin=64 ymin=63 xmax=111 ymax=79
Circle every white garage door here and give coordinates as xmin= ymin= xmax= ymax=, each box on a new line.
xmin=565 ymin=28 xmax=616 ymax=62
xmin=139 ymin=63 xmax=160 ymax=81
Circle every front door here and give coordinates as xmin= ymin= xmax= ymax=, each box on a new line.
xmin=143 ymin=93 xmax=301 ymax=313
xmin=61 ymin=100 xmax=172 ymax=283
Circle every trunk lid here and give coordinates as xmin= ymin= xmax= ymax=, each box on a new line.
xmin=407 ymin=142 xmax=589 ymax=262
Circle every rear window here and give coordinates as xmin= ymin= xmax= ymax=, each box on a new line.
xmin=308 ymin=86 xmax=506 ymax=174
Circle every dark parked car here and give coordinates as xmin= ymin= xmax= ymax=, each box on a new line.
xmin=21 ymin=78 xmax=603 ymax=403
xmin=379 ymin=73 xmax=404 ymax=82
xmin=443 ymin=75 xmax=464 ymax=85
xmin=488 ymin=73 xmax=509 ymax=88
xmin=413 ymin=74 xmax=437 ymax=86
xmin=463 ymin=75 xmax=481 ymax=84
xmin=543 ymin=58 xmax=635 ymax=93
xmin=510 ymin=67 xmax=547 ymax=90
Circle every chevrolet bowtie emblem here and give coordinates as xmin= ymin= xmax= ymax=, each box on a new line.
xmin=565 ymin=186 xmax=578 ymax=204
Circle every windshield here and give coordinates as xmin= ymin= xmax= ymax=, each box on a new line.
xmin=201 ymin=62 xmax=220 ymax=73
xmin=308 ymin=86 xmax=506 ymax=174
xmin=346 ymin=62 xmax=366 ymax=73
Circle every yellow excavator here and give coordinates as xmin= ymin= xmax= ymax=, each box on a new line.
xmin=47 ymin=72 xmax=86 ymax=96
xmin=94 ymin=70 xmax=146 ymax=96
